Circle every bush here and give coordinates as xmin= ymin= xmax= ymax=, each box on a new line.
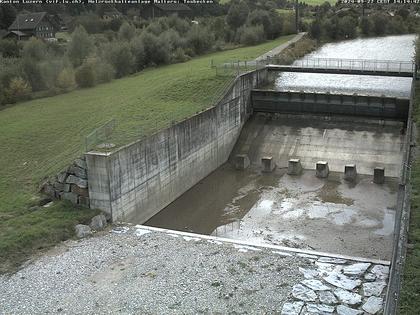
xmin=187 ymin=25 xmax=215 ymax=55
xmin=118 ymin=22 xmax=136 ymax=41
xmin=4 ymin=77 xmax=31 ymax=103
xmin=171 ymin=47 xmax=190 ymax=63
xmin=226 ymin=1 xmax=249 ymax=30
xmin=67 ymin=26 xmax=94 ymax=67
xmin=23 ymin=59 xmax=46 ymax=92
xmin=247 ymin=9 xmax=282 ymax=39
xmin=105 ymin=42 xmax=135 ymax=78
xmin=337 ymin=16 xmax=357 ymax=39
xmin=0 ymin=39 xmax=21 ymax=58
xmin=238 ymin=24 xmax=265 ymax=45
xmin=56 ymin=67 xmax=76 ymax=91
xmin=94 ymin=60 xmax=115 ymax=83
xmin=75 ymin=61 xmax=96 ymax=88
xmin=22 ymin=38 xmax=46 ymax=62
xmin=130 ymin=36 xmax=146 ymax=71
xmin=309 ymin=20 xmax=322 ymax=40
xmin=140 ymin=32 xmax=171 ymax=65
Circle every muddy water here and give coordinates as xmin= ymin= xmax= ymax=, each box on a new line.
xmin=145 ymin=35 xmax=412 ymax=260
xmin=274 ymin=34 xmax=416 ymax=98
xmin=146 ymin=165 xmax=398 ymax=259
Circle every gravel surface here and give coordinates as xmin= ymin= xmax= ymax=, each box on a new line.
xmin=0 ymin=225 xmax=307 ymax=314
xmin=0 ymin=225 xmax=390 ymax=314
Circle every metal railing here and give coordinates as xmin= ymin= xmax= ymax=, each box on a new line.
xmin=214 ymin=57 xmax=416 ymax=76
xmin=384 ymin=74 xmax=416 ymax=315
xmin=85 ymin=118 xmax=117 ymax=152
xmin=287 ymin=57 xmax=415 ymax=73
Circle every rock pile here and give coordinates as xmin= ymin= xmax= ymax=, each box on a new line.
xmin=282 ymin=257 xmax=389 ymax=315
xmin=41 ymin=157 xmax=90 ymax=207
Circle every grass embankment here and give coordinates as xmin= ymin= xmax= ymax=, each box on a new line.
xmin=0 ymin=35 xmax=295 ymax=272
xmin=400 ymin=81 xmax=420 ymax=314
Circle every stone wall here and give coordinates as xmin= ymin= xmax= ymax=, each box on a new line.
xmin=86 ymin=69 xmax=268 ymax=222
xmin=41 ymin=157 xmax=90 ymax=207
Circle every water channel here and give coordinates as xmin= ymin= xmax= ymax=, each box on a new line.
xmin=143 ymin=34 xmax=415 ymax=260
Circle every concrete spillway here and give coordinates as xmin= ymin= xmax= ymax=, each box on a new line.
xmin=232 ymin=113 xmax=405 ymax=177
xmin=146 ymin=112 xmax=403 ymax=260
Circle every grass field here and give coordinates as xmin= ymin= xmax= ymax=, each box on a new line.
xmin=399 ymin=81 xmax=420 ymax=314
xmin=0 ymin=34 xmax=295 ymax=272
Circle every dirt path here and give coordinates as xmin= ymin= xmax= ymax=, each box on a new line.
xmin=255 ymin=32 xmax=307 ymax=61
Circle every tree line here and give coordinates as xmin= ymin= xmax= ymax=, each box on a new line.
xmin=0 ymin=4 xmax=294 ymax=105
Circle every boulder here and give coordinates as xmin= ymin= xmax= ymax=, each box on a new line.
xmin=71 ymin=184 xmax=89 ymax=197
xmin=53 ymin=182 xmax=65 ymax=192
xmin=57 ymin=172 xmax=68 ymax=183
xmin=74 ymin=158 xmax=87 ymax=169
xmin=66 ymin=175 xmax=88 ymax=189
xmin=42 ymin=183 xmax=55 ymax=198
xmin=69 ymin=166 xmax=87 ymax=179
xmin=62 ymin=192 xmax=78 ymax=204
xmin=90 ymin=214 xmax=107 ymax=231
xmin=75 ymin=224 xmax=92 ymax=238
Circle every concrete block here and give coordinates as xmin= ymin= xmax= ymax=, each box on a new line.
xmin=316 ymin=161 xmax=329 ymax=178
xmin=373 ymin=167 xmax=385 ymax=184
xmin=288 ymin=159 xmax=302 ymax=175
xmin=62 ymin=192 xmax=78 ymax=204
xmin=344 ymin=164 xmax=357 ymax=182
xmin=235 ymin=154 xmax=250 ymax=170
xmin=261 ymin=156 xmax=276 ymax=172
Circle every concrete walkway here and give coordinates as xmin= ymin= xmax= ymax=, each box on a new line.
xmin=255 ymin=32 xmax=307 ymax=62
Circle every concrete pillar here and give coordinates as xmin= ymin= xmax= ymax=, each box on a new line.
xmin=344 ymin=164 xmax=357 ymax=182
xmin=235 ymin=154 xmax=250 ymax=170
xmin=287 ymin=159 xmax=302 ymax=175
xmin=316 ymin=161 xmax=329 ymax=178
xmin=373 ymin=167 xmax=385 ymax=184
xmin=262 ymin=156 xmax=276 ymax=172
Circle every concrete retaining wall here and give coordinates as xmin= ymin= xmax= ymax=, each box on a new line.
xmin=86 ymin=69 xmax=268 ymax=222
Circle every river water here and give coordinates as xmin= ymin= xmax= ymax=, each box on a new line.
xmin=144 ymin=34 xmax=415 ymax=259
xmin=274 ymin=34 xmax=415 ymax=98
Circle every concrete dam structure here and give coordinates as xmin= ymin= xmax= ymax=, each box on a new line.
xmin=85 ymin=65 xmax=411 ymax=227
xmin=86 ymin=69 xmax=269 ymax=223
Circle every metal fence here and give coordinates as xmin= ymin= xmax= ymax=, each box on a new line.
xmin=85 ymin=118 xmax=117 ymax=152
xmin=292 ymin=58 xmax=415 ymax=73
xmin=384 ymin=75 xmax=416 ymax=315
xmin=213 ymin=60 xmax=265 ymax=77
xmin=213 ymin=57 xmax=416 ymax=77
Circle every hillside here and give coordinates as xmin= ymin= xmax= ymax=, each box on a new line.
xmin=0 ymin=34 xmax=295 ymax=272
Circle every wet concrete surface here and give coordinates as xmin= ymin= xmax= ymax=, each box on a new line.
xmin=233 ymin=113 xmax=405 ymax=177
xmin=145 ymin=162 xmax=398 ymax=260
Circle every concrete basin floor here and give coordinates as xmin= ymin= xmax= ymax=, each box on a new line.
xmin=145 ymin=166 xmax=398 ymax=261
